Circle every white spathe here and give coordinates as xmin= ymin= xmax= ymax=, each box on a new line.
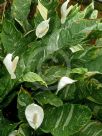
xmin=37 ymin=0 xmax=48 ymax=20
xmin=3 ymin=53 xmax=19 ymax=79
xmin=57 ymin=76 xmax=77 ymax=94
xmin=25 ymin=103 xmax=44 ymax=130
xmin=61 ymin=0 xmax=73 ymax=24
xmin=36 ymin=18 xmax=50 ymax=38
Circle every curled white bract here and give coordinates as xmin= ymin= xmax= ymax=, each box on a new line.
xmin=36 ymin=18 xmax=50 ymax=38
xmin=3 ymin=53 xmax=19 ymax=79
xmin=61 ymin=0 xmax=73 ymax=24
xmin=57 ymin=76 xmax=77 ymax=94
xmin=25 ymin=103 xmax=44 ymax=130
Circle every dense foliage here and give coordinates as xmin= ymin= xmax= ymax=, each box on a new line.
xmin=0 ymin=0 xmax=102 ymax=136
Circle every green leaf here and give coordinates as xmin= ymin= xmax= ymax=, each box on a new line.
xmin=86 ymin=101 xmax=102 ymax=121
xmin=14 ymin=31 xmax=36 ymax=56
xmin=96 ymin=38 xmax=102 ymax=46
xmin=34 ymin=91 xmax=63 ymax=107
xmin=0 ymin=75 xmax=15 ymax=103
xmin=67 ymin=4 xmax=80 ymax=19
xmin=41 ymin=66 xmax=70 ymax=85
xmin=18 ymin=123 xmax=32 ymax=136
xmin=58 ymin=84 xmax=76 ymax=101
xmin=11 ymin=0 xmax=32 ymax=31
xmin=84 ymin=2 xmax=94 ymax=19
xmin=15 ymin=41 xmax=46 ymax=74
xmin=65 ymin=2 xmax=98 ymax=25
xmin=17 ymin=88 xmax=33 ymax=121
xmin=65 ymin=4 xmax=84 ymax=24
xmin=71 ymin=71 xmax=102 ymax=103
xmin=41 ymin=104 xmax=91 ymax=136
xmin=0 ymin=20 xmax=22 ymax=52
xmin=20 ymin=72 xmax=47 ymax=87
xmin=47 ymin=19 xmax=99 ymax=54
xmin=87 ymin=81 xmax=102 ymax=105
xmin=79 ymin=46 xmax=102 ymax=73
xmin=73 ymin=121 xmax=102 ymax=136
xmin=69 ymin=44 xmax=84 ymax=53
xmin=71 ymin=67 xmax=88 ymax=75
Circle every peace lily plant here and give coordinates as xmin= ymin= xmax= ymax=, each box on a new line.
xmin=0 ymin=0 xmax=102 ymax=136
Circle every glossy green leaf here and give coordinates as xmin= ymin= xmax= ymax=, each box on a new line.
xmin=42 ymin=104 xmax=91 ymax=136
xmin=20 ymin=72 xmax=47 ymax=87
xmin=58 ymin=84 xmax=76 ymax=101
xmin=0 ymin=20 xmax=22 ymax=52
xmin=84 ymin=2 xmax=94 ymax=18
xmin=18 ymin=123 xmax=32 ymax=136
xmin=47 ymin=19 xmax=99 ymax=54
xmin=11 ymin=0 xmax=31 ymax=31
xmin=34 ymin=91 xmax=63 ymax=107
xmin=17 ymin=88 xmax=33 ymax=121
xmin=0 ymin=74 xmax=15 ymax=103
xmin=79 ymin=46 xmax=102 ymax=73
xmin=73 ymin=121 xmax=102 ymax=136
xmin=86 ymin=101 xmax=102 ymax=121
xmin=41 ymin=66 xmax=70 ymax=85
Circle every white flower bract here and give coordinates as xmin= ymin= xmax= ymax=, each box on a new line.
xmin=3 ymin=53 xmax=19 ymax=79
xmin=36 ymin=18 xmax=50 ymax=38
xmin=25 ymin=103 xmax=44 ymax=130
xmin=37 ymin=0 xmax=48 ymax=20
xmin=56 ymin=76 xmax=77 ymax=94
xmin=61 ymin=0 xmax=73 ymax=24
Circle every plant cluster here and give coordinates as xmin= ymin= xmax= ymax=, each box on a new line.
xmin=0 ymin=0 xmax=102 ymax=136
